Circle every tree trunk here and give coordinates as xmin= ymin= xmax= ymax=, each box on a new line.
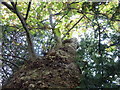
xmin=2 ymin=38 xmax=81 ymax=89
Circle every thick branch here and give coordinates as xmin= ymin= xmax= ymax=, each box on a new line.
xmin=14 ymin=8 xmax=36 ymax=60
xmin=9 ymin=0 xmax=15 ymax=7
xmin=48 ymin=8 xmax=62 ymax=48
xmin=2 ymin=2 xmax=36 ymax=60
xmin=1 ymin=2 xmax=15 ymax=13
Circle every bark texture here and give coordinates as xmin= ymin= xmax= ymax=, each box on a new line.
xmin=2 ymin=38 xmax=81 ymax=89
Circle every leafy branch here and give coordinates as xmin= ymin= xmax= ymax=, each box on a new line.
xmin=2 ymin=0 xmax=36 ymax=60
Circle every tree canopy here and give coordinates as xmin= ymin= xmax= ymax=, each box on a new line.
xmin=0 ymin=1 xmax=120 ymax=88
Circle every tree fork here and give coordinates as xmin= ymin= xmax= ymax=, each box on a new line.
xmin=2 ymin=1 xmax=36 ymax=60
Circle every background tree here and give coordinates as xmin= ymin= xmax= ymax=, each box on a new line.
xmin=0 ymin=1 xmax=120 ymax=88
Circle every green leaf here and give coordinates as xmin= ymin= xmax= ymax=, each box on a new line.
xmin=54 ymin=28 xmax=61 ymax=38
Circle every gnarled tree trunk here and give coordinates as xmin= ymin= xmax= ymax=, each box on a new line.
xmin=2 ymin=38 xmax=82 ymax=89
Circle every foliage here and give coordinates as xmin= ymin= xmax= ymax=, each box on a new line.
xmin=76 ymin=32 xmax=120 ymax=88
xmin=0 ymin=1 xmax=120 ymax=88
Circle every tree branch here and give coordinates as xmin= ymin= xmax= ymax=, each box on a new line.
xmin=0 ymin=58 xmax=19 ymax=68
xmin=9 ymin=0 xmax=15 ymax=8
xmin=2 ymin=1 xmax=36 ymax=60
xmin=1 ymin=2 xmax=15 ymax=13
xmin=25 ymin=0 xmax=32 ymax=20
xmin=2 ymin=67 xmax=9 ymax=79
xmin=48 ymin=8 xmax=55 ymax=29
xmin=107 ymin=42 xmax=120 ymax=48
xmin=1 ymin=54 xmax=27 ymax=61
xmin=14 ymin=8 xmax=36 ymax=60
xmin=48 ymin=8 xmax=62 ymax=48
xmin=55 ymin=10 xmax=70 ymax=26
xmin=62 ymin=15 xmax=85 ymax=39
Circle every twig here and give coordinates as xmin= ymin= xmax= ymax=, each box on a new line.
xmin=2 ymin=67 xmax=9 ymax=79
xmin=55 ymin=10 xmax=70 ymax=26
xmin=0 ymin=58 xmax=19 ymax=68
xmin=62 ymin=15 xmax=85 ymax=39
xmin=0 ymin=54 xmax=27 ymax=61
xmin=107 ymin=42 xmax=120 ymax=48
xmin=25 ymin=0 xmax=32 ymax=20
